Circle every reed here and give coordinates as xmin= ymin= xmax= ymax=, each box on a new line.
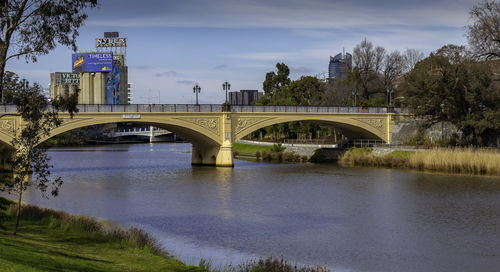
xmin=408 ymin=148 xmax=500 ymax=175
xmin=340 ymin=147 xmax=500 ymax=175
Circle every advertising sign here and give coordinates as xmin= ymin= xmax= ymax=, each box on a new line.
xmin=96 ymin=38 xmax=127 ymax=48
xmin=106 ymin=62 xmax=121 ymax=104
xmin=72 ymin=52 xmax=113 ymax=72
xmin=55 ymin=72 xmax=80 ymax=85
xmin=106 ymin=71 xmax=114 ymax=104
xmin=114 ymin=65 xmax=121 ymax=104
xmin=113 ymin=54 xmax=125 ymax=66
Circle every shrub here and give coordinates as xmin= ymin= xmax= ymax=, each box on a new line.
xmin=237 ymin=257 xmax=330 ymax=272
xmin=271 ymin=143 xmax=286 ymax=152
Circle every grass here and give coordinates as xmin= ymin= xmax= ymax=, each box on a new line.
xmin=232 ymin=143 xmax=274 ymax=156
xmin=0 ymin=200 xmax=204 ymax=272
xmin=340 ymin=147 xmax=500 ymax=175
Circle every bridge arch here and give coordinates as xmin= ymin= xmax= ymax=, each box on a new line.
xmin=43 ymin=113 xmax=224 ymax=147
xmin=232 ymin=113 xmax=391 ymax=143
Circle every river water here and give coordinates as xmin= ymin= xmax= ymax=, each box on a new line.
xmin=18 ymin=143 xmax=500 ymax=271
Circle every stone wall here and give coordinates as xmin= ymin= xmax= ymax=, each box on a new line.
xmin=391 ymin=115 xmax=459 ymax=145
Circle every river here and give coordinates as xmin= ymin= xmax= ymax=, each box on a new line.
xmin=18 ymin=143 xmax=500 ymax=271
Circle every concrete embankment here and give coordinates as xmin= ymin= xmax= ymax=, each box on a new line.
xmin=237 ymin=140 xmax=336 ymax=158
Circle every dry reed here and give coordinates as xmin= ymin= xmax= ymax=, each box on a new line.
xmin=341 ymin=147 xmax=500 ymax=175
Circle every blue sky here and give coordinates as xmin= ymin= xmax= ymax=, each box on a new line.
xmin=6 ymin=0 xmax=478 ymax=104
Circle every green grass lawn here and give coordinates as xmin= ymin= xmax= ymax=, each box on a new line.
xmin=232 ymin=143 xmax=274 ymax=156
xmin=0 ymin=201 xmax=203 ymax=272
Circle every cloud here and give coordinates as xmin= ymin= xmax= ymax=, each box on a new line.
xmin=155 ymin=71 xmax=181 ymax=77
xmin=176 ymin=80 xmax=196 ymax=85
xmin=214 ymin=64 xmax=228 ymax=70
xmin=291 ymin=66 xmax=313 ymax=74
xmin=87 ymin=0 xmax=473 ymax=29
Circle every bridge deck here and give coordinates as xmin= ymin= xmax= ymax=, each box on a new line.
xmin=0 ymin=104 xmax=407 ymax=114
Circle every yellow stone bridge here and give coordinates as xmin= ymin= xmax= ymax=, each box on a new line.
xmin=0 ymin=104 xmax=407 ymax=167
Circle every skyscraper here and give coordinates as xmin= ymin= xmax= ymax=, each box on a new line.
xmin=328 ymin=51 xmax=352 ymax=79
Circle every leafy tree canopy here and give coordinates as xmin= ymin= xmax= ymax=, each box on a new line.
xmin=404 ymin=45 xmax=499 ymax=146
xmin=0 ymin=0 xmax=99 ymax=97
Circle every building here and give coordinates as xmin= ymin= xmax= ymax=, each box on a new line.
xmin=328 ymin=52 xmax=352 ymax=79
xmin=49 ymin=32 xmax=129 ymax=104
xmin=229 ymin=90 xmax=263 ymax=105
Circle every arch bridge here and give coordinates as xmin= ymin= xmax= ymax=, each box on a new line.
xmin=0 ymin=104 xmax=407 ymax=168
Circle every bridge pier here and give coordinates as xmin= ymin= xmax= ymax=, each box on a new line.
xmin=191 ymin=143 xmax=233 ymax=167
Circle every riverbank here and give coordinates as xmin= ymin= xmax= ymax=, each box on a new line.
xmin=232 ymin=142 xmax=308 ymax=163
xmin=340 ymin=147 xmax=500 ymax=175
xmin=0 ymin=197 xmax=203 ymax=271
xmin=0 ymin=197 xmax=330 ymax=272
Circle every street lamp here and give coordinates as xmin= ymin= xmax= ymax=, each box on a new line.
xmin=222 ymin=81 xmax=230 ymax=103
xmin=386 ymin=85 xmax=394 ymax=106
xmin=352 ymin=88 xmax=358 ymax=106
xmin=193 ymin=84 xmax=201 ymax=105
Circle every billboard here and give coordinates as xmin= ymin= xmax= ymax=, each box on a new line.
xmin=54 ymin=72 xmax=80 ymax=85
xmin=96 ymin=38 xmax=126 ymax=48
xmin=72 ymin=52 xmax=113 ymax=72
xmin=106 ymin=61 xmax=121 ymax=104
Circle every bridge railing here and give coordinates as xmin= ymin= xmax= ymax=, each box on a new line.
xmin=0 ymin=104 xmax=408 ymax=114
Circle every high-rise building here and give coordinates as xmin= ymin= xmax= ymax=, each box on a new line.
xmin=229 ymin=90 xmax=263 ymax=105
xmin=328 ymin=51 xmax=352 ymax=79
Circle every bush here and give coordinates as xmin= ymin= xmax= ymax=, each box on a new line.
xmin=237 ymin=257 xmax=330 ymax=272
xmin=271 ymin=143 xmax=286 ymax=152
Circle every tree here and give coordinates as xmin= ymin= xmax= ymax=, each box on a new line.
xmin=323 ymin=77 xmax=351 ymax=106
xmin=403 ymin=48 xmax=425 ymax=73
xmin=285 ymin=76 xmax=323 ymax=105
xmin=259 ymin=62 xmax=291 ymax=105
xmin=0 ymin=73 xmax=77 ymax=235
xmin=351 ymin=38 xmax=386 ymax=99
xmin=466 ymin=0 xmax=500 ymax=60
xmin=0 ymin=0 xmax=98 ymax=98
xmin=404 ymin=45 xmax=499 ymax=146
xmin=383 ymin=50 xmax=404 ymax=90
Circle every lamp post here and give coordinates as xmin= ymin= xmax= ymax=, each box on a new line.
xmin=352 ymin=88 xmax=358 ymax=106
xmin=193 ymin=84 xmax=201 ymax=105
xmin=386 ymin=85 xmax=394 ymax=106
xmin=222 ymin=81 xmax=230 ymax=103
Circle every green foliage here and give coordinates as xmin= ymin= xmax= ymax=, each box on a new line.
xmin=271 ymin=143 xmax=286 ymax=152
xmin=260 ymin=62 xmax=292 ymax=104
xmin=236 ymin=256 xmax=330 ymax=272
xmin=232 ymin=143 xmax=273 ymax=156
xmin=0 ymin=73 xmax=78 ymax=235
xmin=404 ymin=45 xmax=500 ymax=146
xmin=358 ymin=96 xmax=386 ymax=106
xmin=348 ymin=147 xmax=373 ymax=154
xmin=0 ymin=0 xmax=98 ymax=96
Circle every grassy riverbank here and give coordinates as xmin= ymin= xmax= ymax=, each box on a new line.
xmin=340 ymin=147 xmax=500 ymax=175
xmin=0 ymin=197 xmax=330 ymax=272
xmin=232 ymin=142 xmax=273 ymax=156
xmin=0 ymin=198 xmax=202 ymax=272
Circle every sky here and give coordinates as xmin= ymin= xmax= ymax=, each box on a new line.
xmin=6 ymin=0 xmax=479 ymax=104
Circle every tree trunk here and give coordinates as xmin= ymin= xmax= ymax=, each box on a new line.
xmin=13 ymin=186 xmax=23 ymax=235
